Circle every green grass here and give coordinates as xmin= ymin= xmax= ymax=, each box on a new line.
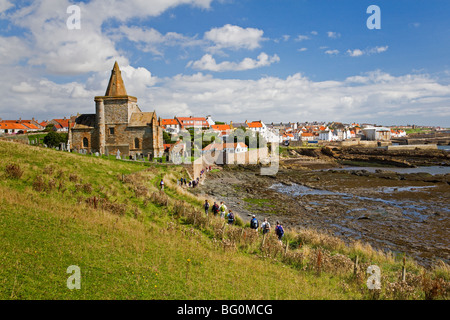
xmin=0 ymin=140 xmax=448 ymax=300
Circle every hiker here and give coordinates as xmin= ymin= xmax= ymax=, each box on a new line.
xmin=159 ymin=179 xmax=164 ymax=191
xmin=227 ymin=210 xmax=235 ymax=225
xmin=204 ymin=200 xmax=210 ymax=215
xmin=184 ymin=178 xmax=187 ymax=186
xmin=219 ymin=201 xmax=227 ymax=218
xmin=250 ymin=215 xmax=259 ymax=231
xmin=275 ymin=221 xmax=284 ymax=242
xmin=188 ymin=181 xmax=192 ymax=187
xmin=261 ymin=218 xmax=270 ymax=235
xmin=212 ymin=202 xmax=219 ymax=216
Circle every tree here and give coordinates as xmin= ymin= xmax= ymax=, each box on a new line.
xmin=163 ymin=131 xmax=173 ymax=144
xmin=43 ymin=131 xmax=65 ymax=148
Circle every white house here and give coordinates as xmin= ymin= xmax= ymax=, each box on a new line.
xmin=160 ymin=118 xmax=181 ymax=134
xmin=319 ymin=129 xmax=339 ymax=141
xmin=361 ymin=126 xmax=391 ymax=141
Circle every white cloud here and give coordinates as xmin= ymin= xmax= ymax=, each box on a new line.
xmin=325 ymin=49 xmax=339 ymax=55
xmin=369 ymin=46 xmax=389 ymax=54
xmin=187 ymin=52 xmax=280 ymax=72
xmin=0 ymin=0 xmax=13 ymax=13
xmin=298 ymin=48 xmax=308 ymax=52
xmin=347 ymin=46 xmax=389 ymax=57
xmin=204 ymin=24 xmax=265 ymax=52
xmin=11 ymin=82 xmax=36 ymax=94
xmin=311 ymin=31 xmax=318 ymax=35
xmin=117 ymin=25 xmax=201 ymax=56
xmin=0 ymin=36 xmax=29 ymax=64
xmin=327 ymin=31 xmax=341 ymax=39
xmin=6 ymin=0 xmax=213 ymax=75
xmin=146 ymin=70 xmax=450 ymax=124
xmin=347 ymin=49 xmax=364 ymax=57
xmin=295 ymin=34 xmax=310 ymax=42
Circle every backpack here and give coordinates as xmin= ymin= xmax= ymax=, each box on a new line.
xmin=228 ymin=212 xmax=234 ymax=221
xmin=263 ymin=222 xmax=270 ymax=233
xmin=204 ymin=202 xmax=210 ymax=209
xmin=276 ymin=225 xmax=284 ymax=236
xmin=251 ymin=218 xmax=258 ymax=229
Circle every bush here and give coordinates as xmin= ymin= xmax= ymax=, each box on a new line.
xmin=43 ymin=131 xmax=66 ymax=148
xmin=4 ymin=164 xmax=23 ymax=179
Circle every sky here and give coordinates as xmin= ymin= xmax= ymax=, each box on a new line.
xmin=0 ymin=0 xmax=449 ymax=126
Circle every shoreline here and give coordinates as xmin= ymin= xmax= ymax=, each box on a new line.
xmin=192 ymin=160 xmax=450 ymax=268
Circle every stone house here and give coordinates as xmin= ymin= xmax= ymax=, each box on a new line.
xmin=69 ymin=62 xmax=164 ymax=158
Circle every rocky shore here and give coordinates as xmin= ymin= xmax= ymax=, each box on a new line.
xmin=191 ymin=150 xmax=450 ymax=268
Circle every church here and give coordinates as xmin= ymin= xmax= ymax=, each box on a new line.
xmin=69 ymin=62 xmax=164 ymax=158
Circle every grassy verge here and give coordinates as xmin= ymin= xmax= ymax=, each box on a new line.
xmin=0 ymin=140 xmax=448 ymax=300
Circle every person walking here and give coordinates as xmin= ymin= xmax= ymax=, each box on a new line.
xmin=261 ymin=218 xmax=270 ymax=235
xmin=204 ymin=199 xmax=210 ymax=215
xmin=159 ymin=179 xmax=164 ymax=191
xmin=219 ymin=201 xmax=227 ymax=219
xmin=227 ymin=210 xmax=235 ymax=225
xmin=275 ymin=221 xmax=284 ymax=242
xmin=212 ymin=202 xmax=219 ymax=216
xmin=250 ymin=215 xmax=259 ymax=231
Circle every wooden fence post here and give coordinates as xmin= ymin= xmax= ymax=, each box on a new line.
xmin=401 ymin=256 xmax=406 ymax=282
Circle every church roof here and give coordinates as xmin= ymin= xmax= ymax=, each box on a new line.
xmin=72 ymin=114 xmax=96 ymax=129
xmin=128 ymin=112 xmax=156 ymax=127
xmin=104 ymin=61 xmax=128 ymax=97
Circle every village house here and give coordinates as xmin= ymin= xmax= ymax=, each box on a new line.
xmin=0 ymin=118 xmax=43 ymax=135
xmin=176 ymin=116 xmax=210 ymax=129
xmin=300 ymin=132 xmax=315 ymax=142
xmin=390 ymin=129 xmax=407 ymax=138
xmin=361 ymin=126 xmax=391 ymax=141
xmin=69 ymin=61 xmax=164 ymax=158
xmin=159 ymin=118 xmax=181 ymax=134
xmin=48 ymin=118 xmax=71 ymax=132
xmin=318 ymin=128 xmax=339 ymax=141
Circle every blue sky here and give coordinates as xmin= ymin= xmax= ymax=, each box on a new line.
xmin=0 ymin=0 xmax=449 ymax=126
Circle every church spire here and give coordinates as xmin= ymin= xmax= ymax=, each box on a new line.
xmin=105 ymin=61 xmax=127 ymax=96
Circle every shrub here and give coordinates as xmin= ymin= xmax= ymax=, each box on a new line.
xmin=4 ymin=163 xmax=23 ymax=179
xmin=32 ymin=175 xmax=46 ymax=192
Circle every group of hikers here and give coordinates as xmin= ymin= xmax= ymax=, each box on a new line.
xmin=203 ymin=199 xmax=285 ymax=242
xmin=177 ymin=166 xmax=213 ymax=189
xmin=164 ymin=167 xmax=285 ymax=241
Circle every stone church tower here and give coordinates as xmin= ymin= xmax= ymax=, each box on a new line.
xmin=69 ymin=62 xmax=164 ymax=158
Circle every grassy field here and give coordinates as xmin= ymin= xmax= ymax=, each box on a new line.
xmin=0 ymin=140 xmax=448 ymax=300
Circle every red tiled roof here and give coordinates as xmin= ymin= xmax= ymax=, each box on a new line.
xmin=22 ymin=123 xmax=39 ymax=130
xmin=246 ymin=121 xmax=263 ymax=128
xmin=211 ymin=124 xmax=231 ymax=131
xmin=160 ymin=118 xmax=179 ymax=126
xmin=52 ymin=119 xmax=70 ymax=128
xmin=0 ymin=122 xmax=26 ymax=130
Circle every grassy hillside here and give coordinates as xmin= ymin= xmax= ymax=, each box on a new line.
xmin=0 ymin=140 xmax=448 ymax=300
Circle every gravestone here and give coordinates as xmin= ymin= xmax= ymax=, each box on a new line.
xmin=116 ymin=150 xmax=121 ymax=160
